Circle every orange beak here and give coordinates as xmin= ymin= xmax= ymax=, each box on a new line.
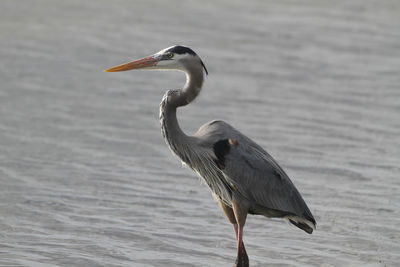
xmin=104 ymin=56 xmax=158 ymax=72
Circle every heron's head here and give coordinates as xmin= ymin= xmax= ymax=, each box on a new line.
xmin=105 ymin=45 xmax=208 ymax=75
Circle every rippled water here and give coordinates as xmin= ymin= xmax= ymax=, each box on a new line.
xmin=1 ymin=0 xmax=399 ymax=266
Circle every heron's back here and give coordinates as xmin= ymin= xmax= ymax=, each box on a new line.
xmin=194 ymin=120 xmax=316 ymax=232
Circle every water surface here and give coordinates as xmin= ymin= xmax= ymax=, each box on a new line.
xmin=0 ymin=0 xmax=399 ymax=266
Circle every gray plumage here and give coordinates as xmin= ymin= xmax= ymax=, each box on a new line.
xmin=106 ymin=45 xmax=316 ymax=266
xmin=156 ymin=46 xmax=315 ymax=232
xmin=195 ymin=120 xmax=315 ymax=229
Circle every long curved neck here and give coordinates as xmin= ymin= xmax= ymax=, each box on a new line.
xmin=159 ymin=64 xmax=204 ymax=158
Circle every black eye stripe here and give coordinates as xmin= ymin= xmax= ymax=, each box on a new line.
xmin=164 ymin=45 xmax=208 ymax=75
xmin=167 ymin=45 xmax=196 ymax=55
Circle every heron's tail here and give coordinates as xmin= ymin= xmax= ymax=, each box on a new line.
xmin=284 ymin=215 xmax=316 ymax=234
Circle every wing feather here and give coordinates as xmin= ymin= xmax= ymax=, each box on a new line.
xmin=196 ymin=120 xmax=315 ymax=225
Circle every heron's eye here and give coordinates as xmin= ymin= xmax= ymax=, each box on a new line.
xmin=167 ymin=52 xmax=174 ymax=59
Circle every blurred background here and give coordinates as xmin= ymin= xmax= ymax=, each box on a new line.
xmin=0 ymin=0 xmax=399 ymax=266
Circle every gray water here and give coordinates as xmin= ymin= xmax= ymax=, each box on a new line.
xmin=1 ymin=0 xmax=399 ymax=266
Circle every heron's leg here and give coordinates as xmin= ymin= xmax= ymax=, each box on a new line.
xmin=232 ymin=200 xmax=249 ymax=267
xmin=233 ymin=223 xmax=239 ymax=240
xmin=218 ymin=199 xmax=236 ymax=223
xmin=218 ymin=199 xmax=240 ymax=239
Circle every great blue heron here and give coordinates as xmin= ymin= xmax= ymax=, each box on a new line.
xmin=105 ymin=45 xmax=316 ymax=267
